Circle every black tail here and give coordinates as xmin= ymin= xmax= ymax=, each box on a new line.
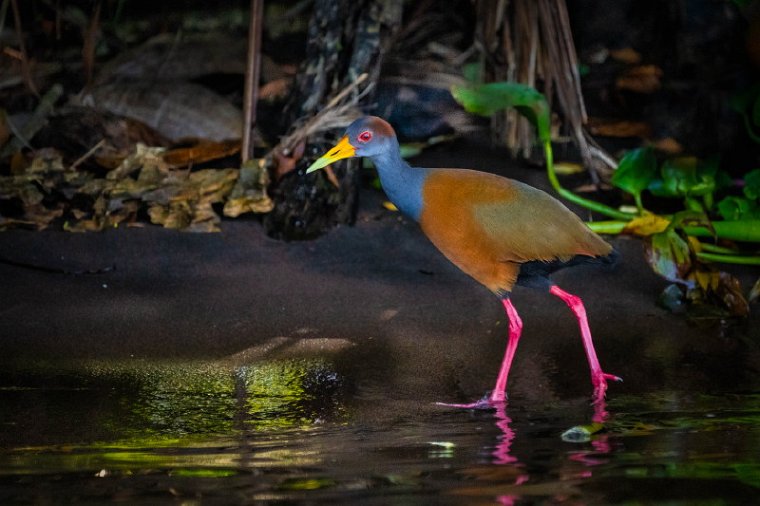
xmin=516 ymin=248 xmax=620 ymax=289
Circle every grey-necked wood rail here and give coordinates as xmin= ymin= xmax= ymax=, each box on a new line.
xmin=307 ymin=116 xmax=621 ymax=407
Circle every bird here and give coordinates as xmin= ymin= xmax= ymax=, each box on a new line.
xmin=306 ymin=115 xmax=621 ymax=408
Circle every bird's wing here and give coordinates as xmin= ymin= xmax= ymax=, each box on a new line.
xmin=474 ymin=179 xmax=611 ymax=263
xmin=422 ymin=169 xmax=610 ymax=265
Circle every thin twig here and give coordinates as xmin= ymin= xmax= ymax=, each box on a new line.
xmin=587 ymin=140 xmax=618 ymax=171
xmin=557 ymin=0 xmax=586 ymax=122
xmin=81 ymin=0 xmax=101 ymax=88
xmin=242 ymin=0 xmax=265 ymax=163
xmin=9 ymin=0 xmax=38 ymax=96
xmin=279 ymin=72 xmax=370 ymax=153
xmin=325 ymin=72 xmax=369 ymax=110
xmin=0 ymin=83 xmax=63 ymax=158
xmin=70 ymin=138 xmax=106 ymax=170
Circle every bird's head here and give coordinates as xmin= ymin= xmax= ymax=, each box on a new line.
xmin=306 ymin=116 xmax=396 ymax=173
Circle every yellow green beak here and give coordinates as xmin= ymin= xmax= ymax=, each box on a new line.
xmin=305 ymin=136 xmax=356 ymax=173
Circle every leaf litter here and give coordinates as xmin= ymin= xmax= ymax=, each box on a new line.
xmin=1 ymin=143 xmax=272 ymax=233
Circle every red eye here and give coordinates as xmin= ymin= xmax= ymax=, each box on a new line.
xmin=358 ymin=130 xmax=372 ymax=143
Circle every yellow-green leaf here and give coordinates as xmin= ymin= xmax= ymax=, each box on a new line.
xmin=622 ymin=214 xmax=670 ymax=236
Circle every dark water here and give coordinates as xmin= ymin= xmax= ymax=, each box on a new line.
xmin=1 ymin=358 xmax=759 ymax=505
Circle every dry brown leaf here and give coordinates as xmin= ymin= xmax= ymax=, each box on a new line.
xmin=149 ymin=201 xmax=191 ymax=229
xmin=27 ymin=149 xmax=65 ymax=174
xmin=95 ymin=33 xmax=248 ymax=84
xmin=684 ymin=267 xmax=750 ymax=318
xmin=33 ymin=107 xmax=171 ymax=171
xmin=23 ymin=203 xmax=63 ymax=230
xmin=186 ymin=201 xmax=222 ymax=233
xmin=609 ymin=47 xmax=642 ymax=64
xmin=163 ymin=140 xmax=241 ymax=169
xmin=190 ymin=169 xmax=238 ymax=203
xmin=223 ymin=159 xmax=273 ymax=217
xmin=107 ymin=144 xmax=167 ymax=181
xmin=616 ymin=65 xmax=663 ymax=93
xmin=84 ymin=82 xmax=242 ymax=142
xmin=651 ymin=137 xmax=684 ymax=155
xmin=587 ymin=117 xmax=652 ymax=138
xmin=272 ymin=141 xmax=305 ymax=179
xmin=259 ymin=78 xmax=292 ymax=101
xmin=17 ymin=184 xmax=44 ymax=206
xmin=553 ymin=161 xmax=585 ymax=175
xmin=750 ymin=278 xmax=760 ymax=304
xmin=714 ymin=272 xmax=750 ymax=317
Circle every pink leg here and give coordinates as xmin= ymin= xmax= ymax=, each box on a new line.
xmin=437 ymin=297 xmax=522 ymax=409
xmin=490 ymin=298 xmax=523 ymax=403
xmin=549 ymin=285 xmax=621 ymax=400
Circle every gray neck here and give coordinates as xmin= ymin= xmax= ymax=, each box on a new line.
xmin=369 ymin=142 xmax=428 ymax=221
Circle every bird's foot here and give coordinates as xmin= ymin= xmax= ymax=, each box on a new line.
xmin=592 ymin=371 xmax=623 ymax=400
xmin=436 ymin=392 xmax=505 ymax=410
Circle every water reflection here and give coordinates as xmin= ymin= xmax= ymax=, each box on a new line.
xmin=491 ymin=403 xmax=528 ymax=506
xmin=2 ymin=360 xmax=760 ymax=504
xmin=0 ymin=358 xmax=346 ymax=474
xmin=491 ymin=404 xmax=518 ymax=465
xmin=478 ymin=397 xmax=614 ymax=504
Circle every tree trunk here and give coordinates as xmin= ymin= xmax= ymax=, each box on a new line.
xmin=264 ymin=0 xmax=402 ymax=240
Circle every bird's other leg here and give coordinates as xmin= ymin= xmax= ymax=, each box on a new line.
xmin=490 ymin=296 xmax=523 ymax=403
xmin=549 ymin=285 xmax=622 ymax=400
xmin=437 ymin=295 xmax=522 ymax=409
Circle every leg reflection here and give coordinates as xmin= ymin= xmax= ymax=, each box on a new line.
xmin=492 ymin=403 xmax=529 ymax=505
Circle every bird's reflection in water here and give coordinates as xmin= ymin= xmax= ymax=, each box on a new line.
xmin=490 ymin=397 xmax=613 ymax=505
xmin=491 ymin=403 xmax=519 ymax=465
xmin=569 ymin=397 xmax=612 ymax=465
xmin=491 ymin=403 xmax=529 ymax=506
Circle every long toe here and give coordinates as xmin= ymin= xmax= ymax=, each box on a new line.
xmin=592 ymin=371 xmax=621 ymax=399
xmin=436 ymin=393 xmax=501 ymax=410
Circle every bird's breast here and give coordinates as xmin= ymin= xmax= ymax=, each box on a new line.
xmin=418 ymin=169 xmax=524 ymax=293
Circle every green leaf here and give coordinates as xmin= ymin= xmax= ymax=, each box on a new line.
xmin=743 ymin=168 xmax=760 ymax=200
xmin=686 ymin=220 xmax=760 ymax=242
xmin=717 ymin=196 xmax=760 ymax=221
xmin=451 ymin=82 xmax=551 ymax=142
xmin=685 ymin=197 xmax=706 ymax=212
xmin=657 ymin=157 xmax=697 ymax=197
xmin=646 ymin=229 xmax=693 ymax=285
xmin=561 ymin=422 xmax=605 ymax=443
xmin=718 ymin=196 xmax=752 ymax=220
xmin=612 ymin=147 xmax=657 ymax=203
xmin=654 ymin=156 xmax=720 ymax=198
